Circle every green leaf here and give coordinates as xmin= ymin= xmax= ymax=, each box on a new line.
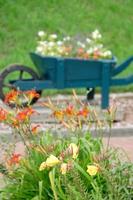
xmin=49 ymin=169 xmax=58 ymax=200
xmin=31 ymin=195 xmax=39 ymax=200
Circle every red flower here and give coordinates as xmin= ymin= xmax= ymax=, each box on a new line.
xmin=4 ymin=90 xmax=20 ymax=104
xmin=0 ymin=107 xmax=8 ymax=121
xmin=93 ymin=50 xmax=100 ymax=59
xmin=8 ymin=153 xmax=21 ymax=166
xmin=16 ymin=107 xmax=35 ymax=122
xmin=24 ymin=107 xmax=36 ymax=116
xmin=78 ymin=107 xmax=89 ymax=118
xmin=64 ymin=104 xmax=75 ymax=116
xmin=25 ymin=90 xmax=40 ymax=100
xmin=77 ymin=48 xmax=84 ymax=56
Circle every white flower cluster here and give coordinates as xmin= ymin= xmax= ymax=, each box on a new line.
xmin=76 ymin=29 xmax=112 ymax=59
xmin=36 ymin=31 xmax=71 ymax=57
xmin=36 ymin=30 xmax=112 ymax=59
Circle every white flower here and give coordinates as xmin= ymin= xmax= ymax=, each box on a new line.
xmin=77 ymin=41 xmax=86 ymax=48
xmin=86 ymin=38 xmax=91 ymax=43
xmin=96 ymin=44 xmax=103 ymax=49
xmin=87 ymin=48 xmax=94 ymax=54
xmin=49 ymin=34 xmax=57 ymax=40
xmin=92 ymin=29 xmax=102 ymax=39
xmin=77 ymin=41 xmax=82 ymax=46
xmin=64 ymin=52 xmax=69 ymax=56
xmin=36 ymin=30 xmax=112 ymax=59
xmin=57 ymin=41 xmax=63 ymax=46
xmin=94 ymin=47 xmax=99 ymax=51
xmin=103 ymin=50 xmax=112 ymax=57
xmin=81 ymin=44 xmax=86 ymax=48
xmin=38 ymin=31 xmax=46 ymax=37
xmin=48 ymin=41 xmax=55 ymax=47
xmin=38 ymin=41 xmax=47 ymax=46
xmin=49 ymin=52 xmax=56 ymax=56
xmin=63 ymin=36 xmax=71 ymax=41
xmin=58 ymin=47 xmax=64 ymax=54
xmin=36 ymin=46 xmax=44 ymax=53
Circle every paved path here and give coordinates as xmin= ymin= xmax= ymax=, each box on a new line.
xmin=103 ymin=136 xmax=133 ymax=162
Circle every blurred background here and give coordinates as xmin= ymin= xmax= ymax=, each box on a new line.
xmin=0 ymin=0 xmax=133 ymax=94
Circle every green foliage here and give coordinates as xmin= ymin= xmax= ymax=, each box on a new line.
xmin=0 ymin=0 xmax=133 ymax=92
xmin=1 ymin=132 xmax=133 ymax=200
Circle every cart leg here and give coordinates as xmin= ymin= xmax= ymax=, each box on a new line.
xmin=101 ymin=64 xmax=110 ymax=109
xmin=101 ymin=87 xmax=109 ymax=109
xmin=86 ymin=88 xmax=95 ymax=100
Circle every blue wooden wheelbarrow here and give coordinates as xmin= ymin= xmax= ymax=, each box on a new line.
xmin=0 ymin=53 xmax=133 ymax=108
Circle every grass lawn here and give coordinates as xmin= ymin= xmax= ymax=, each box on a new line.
xmin=0 ymin=0 xmax=133 ymax=93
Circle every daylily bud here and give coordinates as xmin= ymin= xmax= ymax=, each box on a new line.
xmin=60 ymin=163 xmax=67 ymax=175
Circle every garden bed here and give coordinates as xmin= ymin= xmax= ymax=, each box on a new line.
xmin=0 ymin=91 xmax=133 ymax=199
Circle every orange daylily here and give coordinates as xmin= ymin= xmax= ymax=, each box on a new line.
xmin=16 ymin=112 xmax=27 ymax=121
xmin=8 ymin=153 xmax=21 ymax=166
xmin=4 ymin=90 xmax=20 ymax=104
xmin=24 ymin=107 xmax=36 ymax=116
xmin=78 ymin=106 xmax=89 ymax=118
xmin=16 ymin=107 xmax=35 ymax=122
xmin=25 ymin=90 xmax=40 ymax=101
xmin=0 ymin=107 xmax=8 ymax=121
xmin=64 ymin=104 xmax=76 ymax=116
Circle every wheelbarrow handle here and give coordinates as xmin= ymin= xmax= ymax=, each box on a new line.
xmin=111 ymin=75 xmax=133 ymax=86
xmin=112 ymin=56 xmax=133 ymax=76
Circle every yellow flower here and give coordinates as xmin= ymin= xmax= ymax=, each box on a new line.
xmin=39 ymin=155 xmax=60 ymax=171
xmin=46 ymin=155 xmax=60 ymax=167
xmin=39 ymin=161 xmax=47 ymax=171
xmin=87 ymin=165 xmax=99 ymax=176
xmin=60 ymin=163 xmax=67 ymax=175
xmin=69 ymin=143 xmax=79 ymax=159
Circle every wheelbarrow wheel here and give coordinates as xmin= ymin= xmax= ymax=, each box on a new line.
xmin=0 ymin=64 xmax=42 ymax=107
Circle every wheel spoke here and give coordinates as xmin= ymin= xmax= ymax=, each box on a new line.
xmin=19 ymin=70 xmax=24 ymax=80
xmin=3 ymin=83 xmax=16 ymax=89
